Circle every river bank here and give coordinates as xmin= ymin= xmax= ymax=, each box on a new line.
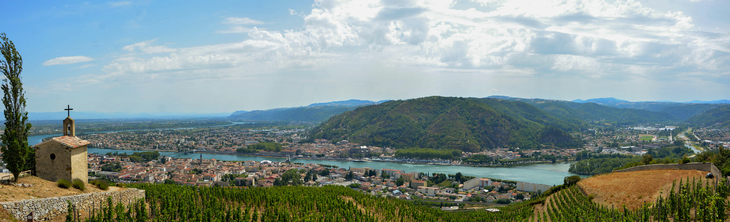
xmin=86 ymin=147 xmax=576 ymax=185
xmin=98 ymin=148 xmax=569 ymax=169
xmin=29 ymin=134 xmax=578 ymax=185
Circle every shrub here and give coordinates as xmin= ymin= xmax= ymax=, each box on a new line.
xmin=563 ymin=175 xmax=582 ymax=186
xmin=680 ymin=155 xmax=691 ymax=164
xmin=72 ymin=179 xmax=85 ymax=191
xmin=57 ymin=179 xmax=72 ymax=189
xmin=90 ymin=180 xmax=109 ymax=190
xmin=495 ymin=198 xmax=512 ymax=204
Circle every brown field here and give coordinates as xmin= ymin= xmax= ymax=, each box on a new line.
xmin=578 ymin=169 xmax=714 ymax=210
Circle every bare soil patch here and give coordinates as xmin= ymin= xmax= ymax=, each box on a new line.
xmin=578 ymin=169 xmax=713 ymax=210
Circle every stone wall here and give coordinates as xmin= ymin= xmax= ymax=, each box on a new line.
xmin=614 ymin=162 xmax=722 ymax=178
xmin=0 ymin=188 xmax=145 ymax=221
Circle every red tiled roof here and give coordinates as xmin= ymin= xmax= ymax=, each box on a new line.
xmin=33 ymin=135 xmax=90 ymax=149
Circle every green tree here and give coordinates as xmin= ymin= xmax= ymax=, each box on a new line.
xmin=319 ymin=168 xmax=330 ymax=176
xmin=454 ymin=172 xmax=463 ymax=183
xmin=641 ymin=154 xmax=653 ymax=164
xmin=396 ymin=177 xmax=404 ymax=186
xmin=0 ymin=33 xmax=32 ymax=182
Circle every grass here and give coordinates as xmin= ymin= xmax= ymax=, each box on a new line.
xmin=639 ymin=135 xmax=654 ymax=141
xmin=578 ymin=169 xmax=710 ymax=210
xmin=0 ymin=176 xmax=113 ymax=202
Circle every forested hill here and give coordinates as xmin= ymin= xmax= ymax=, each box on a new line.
xmin=309 ymin=97 xmax=582 ymax=151
xmin=477 ymin=98 xmax=586 ymax=131
xmin=229 ymin=100 xmax=381 ymax=122
xmin=489 ymin=96 xmax=679 ymax=125
xmin=685 ymin=106 xmax=730 ymax=128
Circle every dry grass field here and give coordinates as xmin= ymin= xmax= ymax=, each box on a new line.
xmin=0 ymin=176 xmax=114 ymax=202
xmin=0 ymin=176 xmax=122 ymax=221
xmin=578 ymin=169 xmax=714 ymax=210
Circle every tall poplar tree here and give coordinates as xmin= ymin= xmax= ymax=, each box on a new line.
xmin=0 ymin=33 xmax=33 ymax=182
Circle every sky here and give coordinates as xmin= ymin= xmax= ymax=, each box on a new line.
xmin=1 ymin=0 xmax=729 ymax=114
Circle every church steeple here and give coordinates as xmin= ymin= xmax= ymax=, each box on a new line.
xmin=63 ymin=105 xmax=75 ymax=137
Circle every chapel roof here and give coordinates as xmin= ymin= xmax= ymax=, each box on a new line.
xmin=33 ymin=135 xmax=90 ymax=149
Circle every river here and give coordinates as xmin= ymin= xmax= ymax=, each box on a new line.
xmin=29 ymin=134 xmax=577 ymax=186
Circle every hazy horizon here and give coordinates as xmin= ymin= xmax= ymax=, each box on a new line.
xmin=3 ymin=0 xmax=729 ymax=113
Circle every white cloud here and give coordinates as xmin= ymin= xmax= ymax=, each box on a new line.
xmin=72 ymin=64 xmax=96 ymax=69
xmin=87 ymin=0 xmax=730 ymax=89
xmin=122 ymin=39 xmax=177 ymax=54
xmin=43 ymin=56 xmax=94 ymax=66
xmin=222 ymin=17 xmax=265 ymax=25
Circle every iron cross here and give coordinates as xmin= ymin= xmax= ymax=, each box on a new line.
xmin=64 ymin=105 xmax=73 ymax=117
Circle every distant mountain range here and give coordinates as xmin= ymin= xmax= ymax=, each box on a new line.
xmin=27 ymin=111 xmax=230 ymax=121
xmin=228 ymin=96 xmax=730 ymax=127
xmin=571 ymin=97 xmax=729 ymax=113
xmin=572 ymin=97 xmax=730 ymax=105
xmin=229 ymin=99 xmax=388 ymax=122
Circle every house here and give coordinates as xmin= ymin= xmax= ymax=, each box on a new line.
xmin=410 ymin=180 xmax=426 ymax=189
xmin=417 ymin=186 xmax=439 ymax=196
xmin=381 ymin=169 xmax=403 ymax=178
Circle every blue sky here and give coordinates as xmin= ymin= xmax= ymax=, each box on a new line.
xmin=2 ymin=0 xmax=729 ymax=113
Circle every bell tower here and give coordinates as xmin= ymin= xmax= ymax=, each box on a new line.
xmin=63 ymin=105 xmax=75 ymax=137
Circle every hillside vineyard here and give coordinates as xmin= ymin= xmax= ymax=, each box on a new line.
xmin=76 ymin=177 xmax=729 ymax=222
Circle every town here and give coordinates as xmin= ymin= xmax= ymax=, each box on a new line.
xmin=88 ymin=151 xmax=546 ymax=208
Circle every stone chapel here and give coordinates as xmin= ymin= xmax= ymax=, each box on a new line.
xmin=33 ymin=106 xmax=89 ymax=183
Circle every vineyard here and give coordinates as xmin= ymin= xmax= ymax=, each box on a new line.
xmin=74 ymin=177 xmax=730 ymax=222
xmin=536 ymin=177 xmax=729 ymax=222
xmin=78 ymin=184 xmax=534 ymax=222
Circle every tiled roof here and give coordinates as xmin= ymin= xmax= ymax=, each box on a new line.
xmin=33 ymin=135 xmax=90 ymax=149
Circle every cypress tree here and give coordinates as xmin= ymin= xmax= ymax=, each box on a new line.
xmin=0 ymin=33 xmax=32 ymax=182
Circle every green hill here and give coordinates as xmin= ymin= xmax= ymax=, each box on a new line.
xmin=310 ymin=96 xmax=581 ymax=151
xmin=490 ymin=97 xmax=679 ymax=125
xmin=685 ymin=105 xmax=730 ymax=128
xmin=477 ymin=98 xmax=586 ymax=132
xmin=658 ymin=104 xmax=726 ymax=120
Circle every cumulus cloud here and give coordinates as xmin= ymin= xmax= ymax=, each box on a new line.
xmin=43 ymin=56 xmax=94 ymax=66
xmin=94 ymin=0 xmax=730 ymax=86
